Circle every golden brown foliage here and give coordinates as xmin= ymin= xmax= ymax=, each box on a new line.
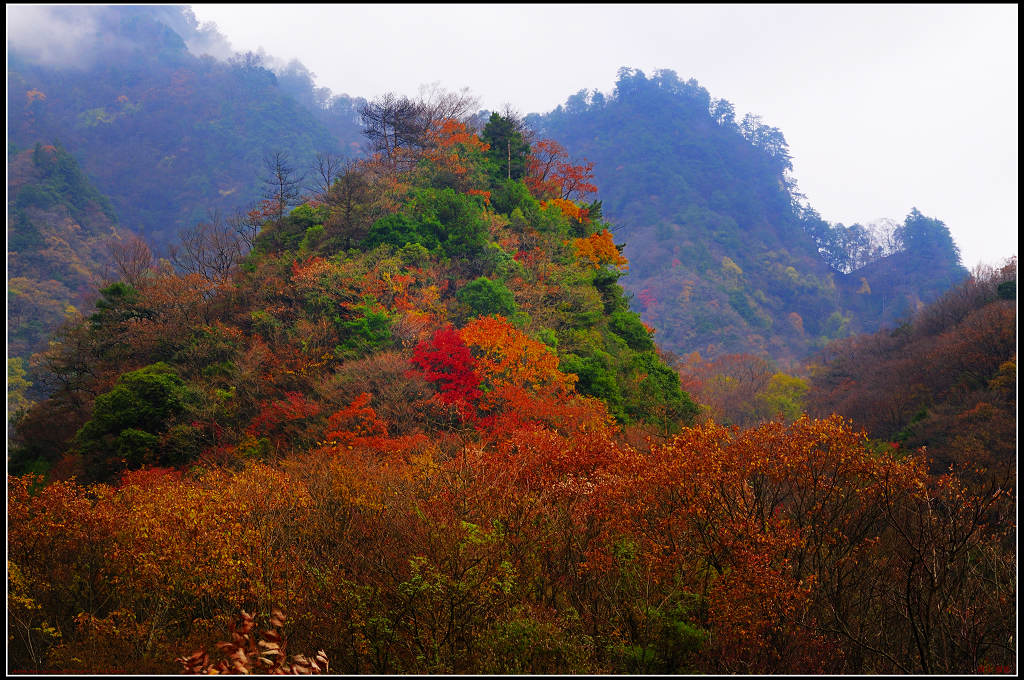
xmin=8 ymin=416 xmax=1012 ymax=674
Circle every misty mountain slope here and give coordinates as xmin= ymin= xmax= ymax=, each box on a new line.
xmin=825 ymin=209 xmax=970 ymax=332
xmin=531 ymin=68 xmax=968 ymax=362
xmin=7 ymin=6 xmax=969 ymax=366
xmin=7 ymin=143 xmax=132 ymax=363
xmin=7 ymin=6 xmax=356 ymax=250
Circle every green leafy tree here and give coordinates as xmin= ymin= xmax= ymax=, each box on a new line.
xmin=363 ymin=188 xmax=487 ymax=258
xmin=337 ymin=303 xmax=392 ymax=357
xmin=489 ymin=179 xmax=539 ymax=217
xmin=481 ymin=111 xmax=530 ymax=182
xmin=894 ymin=208 xmax=962 ymax=265
xmin=559 ymin=352 xmax=625 ymax=419
xmin=8 ymin=358 xmax=34 ymax=435
xmin=73 ymin=362 xmax=199 ymax=476
xmin=610 ymin=309 xmax=655 ymax=351
xmin=90 ymin=282 xmax=144 ymax=326
xmin=625 ymin=351 xmax=699 ymax=432
xmin=363 ymin=212 xmax=439 ymax=252
xmin=457 ymin=277 xmax=518 ymax=319
xmin=418 ymin=187 xmax=488 ymax=258
xmin=754 ymin=372 xmax=808 ymax=422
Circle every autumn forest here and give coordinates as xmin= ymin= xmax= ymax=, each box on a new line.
xmin=6 ymin=6 xmax=1016 ymax=676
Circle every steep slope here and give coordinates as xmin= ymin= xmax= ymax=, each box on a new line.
xmin=7 ymin=6 xmax=355 ymax=249
xmin=531 ymin=68 xmax=968 ymax=362
xmin=7 ymin=143 xmax=132 ymax=363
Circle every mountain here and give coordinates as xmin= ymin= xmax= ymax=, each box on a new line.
xmin=7 ymin=142 xmax=131 ymax=364
xmin=530 ymin=68 xmax=968 ymax=363
xmin=7 ymin=5 xmax=359 ymax=251
xmin=9 ymin=6 xmax=970 ymax=368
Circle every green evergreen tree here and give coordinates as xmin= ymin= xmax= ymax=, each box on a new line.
xmin=481 ymin=112 xmax=530 ymax=182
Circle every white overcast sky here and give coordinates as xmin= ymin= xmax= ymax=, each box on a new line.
xmin=26 ymin=4 xmax=1022 ymax=269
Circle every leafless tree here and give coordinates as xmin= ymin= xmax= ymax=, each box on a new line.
xmin=359 ymin=85 xmax=481 ymax=170
xmin=261 ymin=150 xmax=305 ymax=220
xmin=107 ymin=233 xmax=155 ymax=288
xmin=169 ymin=210 xmax=244 ymax=283
xmin=226 ymin=202 xmax=264 ymax=252
xmin=308 ymin=151 xmax=345 ymax=202
xmin=866 ymin=218 xmax=901 ymax=259
xmin=417 ymin=82 xmax=480 ymax=130
xmin=359 ymin=92 xmax=427 ymax=167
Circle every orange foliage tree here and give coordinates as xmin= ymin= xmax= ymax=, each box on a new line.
xmin=542 ymin=197 xmax=589 ymax=222
xmin=569 ymin=229 xmax=629 ymax=272
xmin=526 ymin=138 xmax=597 ymax=201
xmin=577 ymin=414 xmax=1015 ymax=673
xmin=420 ymin=118 xmax=491 ymax=192
xmin=458 ymin=315 xmax=601 ymax=435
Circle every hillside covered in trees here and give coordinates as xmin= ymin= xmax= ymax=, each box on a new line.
xmin=8 ymin=6 xmax=972 ymax=369
xmin=7 ymin=5 xmax=361 ymax=250
xmin=9 ymin=97 xmax=698 ymax=483
xmin=7 ymin=143 xmax=127 ymax=363
xmin=7 ymin=141 xmax=138 ymax=437
xmin=808 ymin=258 xmax=1017 ymax=484
xmin=8 ymin=81 xmax=1015 ymax=674
xmin=5 ymin=141 xmax=176 ymax=437
xmin=7 ymin=6 xmax=1014 ymax=675
xmin=533 ymin=68 xmax=969 ymax=362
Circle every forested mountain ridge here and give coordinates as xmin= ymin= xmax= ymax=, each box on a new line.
xmin=8 ymin=5 xmax=969 ymax=367
xmin=7 ymin=5 xmax=358 ymax=249
xmin=9 ymin=100 xmax=696 ymax=482
xmin=532 ymin=68 xmax=968 ymax=362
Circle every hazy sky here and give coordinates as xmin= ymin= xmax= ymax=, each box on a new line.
xmin=10 ymin=4 xmax=1016 ymax=269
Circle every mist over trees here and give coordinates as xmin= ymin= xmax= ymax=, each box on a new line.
xmin=7 ymin=6 xmax=360 ymax=250
xmin=7 ymin=143 xmax=130 ymax=364
xmin=8 ymin=5 xmax=972 ymax=364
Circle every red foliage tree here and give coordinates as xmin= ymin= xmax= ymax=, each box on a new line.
xmin=409 ymin=327 xmax=483 ymax=421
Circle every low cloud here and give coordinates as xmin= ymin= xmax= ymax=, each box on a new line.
xmin=147 ymin=6 xmax=237 ymax=61
xmin=6 ymin=5 xmax=238 ymax=69
xmin=6 ymin=5 xmax=111 ymax=68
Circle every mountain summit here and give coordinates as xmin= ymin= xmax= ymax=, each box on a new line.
xmin=533 ymin=68 xmax=968 ymax=362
